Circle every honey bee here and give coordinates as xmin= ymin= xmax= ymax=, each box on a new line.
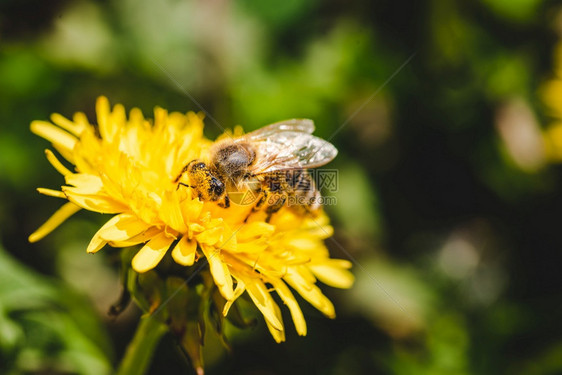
xmin=175 ymin=119 xmax=337 ymax=220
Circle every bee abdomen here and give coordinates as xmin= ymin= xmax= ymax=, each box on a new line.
xmin=285 ymin=170 xmax=321 ymax=211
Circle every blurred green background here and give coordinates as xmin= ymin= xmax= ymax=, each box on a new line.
xmin=2 ymin=0 xmax=562 ymax=374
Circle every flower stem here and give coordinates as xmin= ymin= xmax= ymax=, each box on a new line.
xmin=116 ymin=314 xmax=168 ymax=375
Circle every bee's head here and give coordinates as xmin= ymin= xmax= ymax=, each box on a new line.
xmin=210 ymin=142 xmax=255 ymax=183
xmin=186 ymin=160 xmax=225 ymax=202
xmin=209 ymin=176 xmax=225 ymax=196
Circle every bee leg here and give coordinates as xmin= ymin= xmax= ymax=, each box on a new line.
xmin=218 ymin=194 xmax=230 ymax=208
xmin=174 ymin=162 xmax=194 ymax=183
xmin=175 ymin=160 xmax=201 ymax=192
xmin=264 ymin=194 xmax=287 ymax=223
xmin=253 ymin=189 xmax=267 ymax=211
xmin=243 ymin=189 xmax=267 ymax=222
xmin=177 ymin=183 xmax=200 ymax=198
xmin=177 ymin=182 xmax=194 ymax=190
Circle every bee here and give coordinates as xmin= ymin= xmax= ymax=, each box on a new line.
xmin=175 ymin=119 xmax=337 ymax=220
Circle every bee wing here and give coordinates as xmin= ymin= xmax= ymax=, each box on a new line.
xmin=244 ymin=131 xmax=338 ymax=174
xmin=241 ymin=119 xmax=315 ymax=141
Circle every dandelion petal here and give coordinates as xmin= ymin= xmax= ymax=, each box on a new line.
xmin=223 ymin=276 xmax=246 ymax=316
xmin=132 ymin=233 xmax=174 ymax=273
xmin=161 ymin=191 xmax=188 ymax=233
xmin=109 ymin=227 xmax=160 ymax=247
xmin=285 ymin=268 xmax=335 ymax=318
xmin=51 ymin=113 xmax=84 ymax=136
xmin=65 ymin=173 xmax=104 ymax=193
xmin=97 ymin=213 xmax=151 ymax=242
xmin=87 ymin=230 xmax=107 ymax=254
xmin=37 ymin=188 xmax=66 ymax=199
xmin=63 ymin=187 xmax=128 ymax=213
xmin=30 ymin=120 xmax=76 ymax=162
xmin=201 ymin=245 xmax=234 ymax=300
xmin=44 ymin=149 xmax=72 ymax=176
xmin=270 ymin=279 xmax=307 ymax=336
xmin=246 ymin=279 xmax=284 ymax=331
xmin=29 ymin=202 xmax=81 ymax=242
xmin=196 ymin=226 xmax=223 ymax=246
xmin=236 ymin=222 xmax=275 ymax=241
xmin=265 ymin=315 xmax=285 ymax=343
xmin=310 ymin=261 xmax=355 ymax=289
xmin=172 ymin=236 xmax=197 ymax=266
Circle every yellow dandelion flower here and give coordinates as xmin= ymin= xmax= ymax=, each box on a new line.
xmin=30 ymin=96 xmax=353 ymax=341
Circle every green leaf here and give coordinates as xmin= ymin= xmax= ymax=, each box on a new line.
xmin=0 ymin=243 xmax=112 ymax=374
